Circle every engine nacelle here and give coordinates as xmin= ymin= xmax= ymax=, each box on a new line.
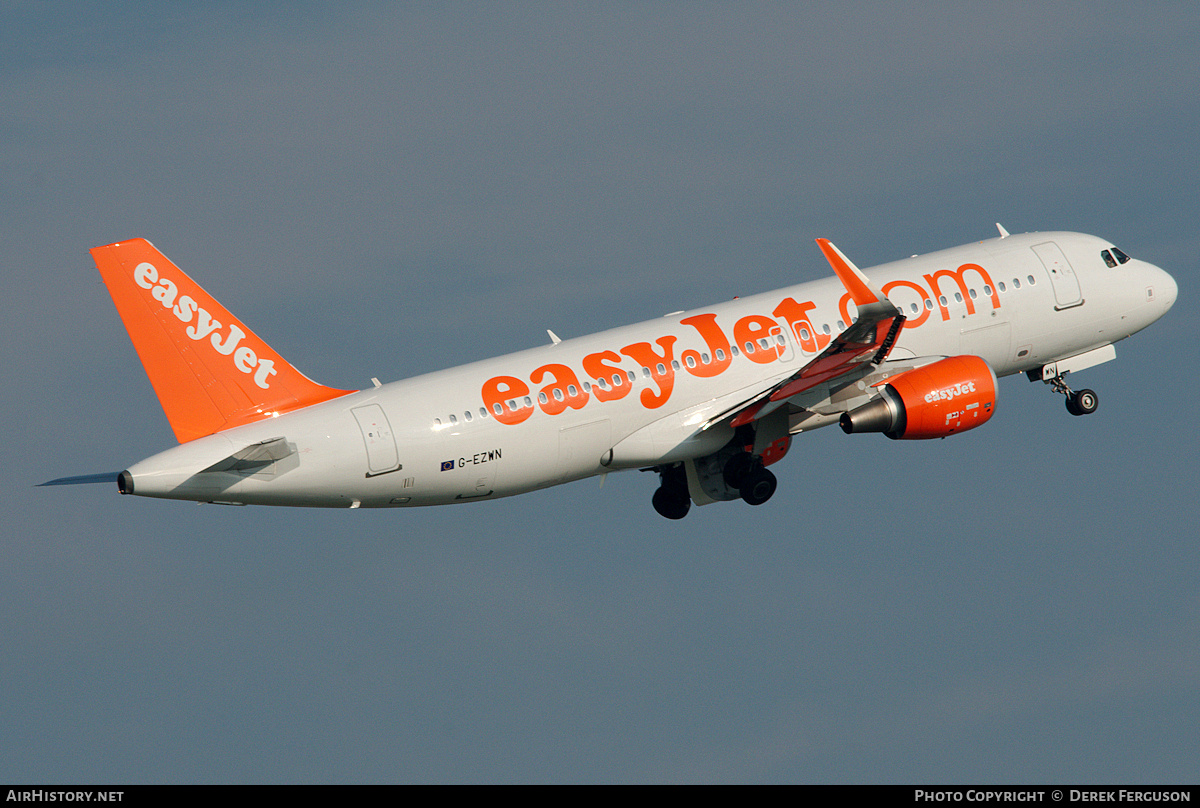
xmin=839 ymin=355 xmax=997 ymax=440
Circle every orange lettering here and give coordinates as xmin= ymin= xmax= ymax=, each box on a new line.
xmin=582 ymin=350 xmax=630 ymax=402
xmin=773 ymin=297 xmax=829 ymax=354
xmin=733 ymin=314 xmax=783 ymax=365
xmin=838 ymin=292 xmax=856 ymax=329
xmin=620 ymin=337 xmax=678 ymax=409
xmin=923 ymin=263 xmax=1000 ymax=321
xmin=531 ymin=363 xmax=589 ymax=415
xmin=882 ymin=279 xmax=932 ymax=329
xmin=678 ymin=313 xmax=732 ymax=377
xmin=481 ymin=375 xmax=534 ymax=425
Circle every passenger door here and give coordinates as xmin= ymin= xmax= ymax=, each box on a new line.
xmin=1032 ymin=241 xmax=1083 ymax=310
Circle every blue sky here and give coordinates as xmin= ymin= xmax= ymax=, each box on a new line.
xmin=2 ymin=3 xmax=1197 ymax=782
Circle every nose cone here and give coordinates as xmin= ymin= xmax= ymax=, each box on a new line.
xmin=1158 ymin=266 xmax=1178 ymax=312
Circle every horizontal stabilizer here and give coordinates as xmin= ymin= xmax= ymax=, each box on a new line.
xmin=200 ymin=436 xmax=293 ymax=474
xmin=38 ymin=472 xmax=118 ymax=487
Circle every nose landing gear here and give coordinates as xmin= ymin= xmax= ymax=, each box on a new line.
xmin=1028 ymin=348 xmax=1115 ymax=418
xmin=1065 ymin=387 xmax=1098 ymax=416
xmin=1047 ymin=374 xmax=1099 ymax=417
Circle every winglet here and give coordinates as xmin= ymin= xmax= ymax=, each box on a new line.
xmin=815 ymin=238 xmax=887 ymax=307
xmin=92 ymin=239 xmax=354 ymax=443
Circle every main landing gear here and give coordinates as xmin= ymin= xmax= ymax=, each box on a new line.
xmin=721 ymin=452 xmax=777 ymax=506
xmin=650 ymin=449 xmax=779 ymax=519
xmin=1047 ymin=374 xmax=1099 ymax=417
xmin=651 ymin=463 xmax=691 ymax=520
xmin=650 ymin=420 xmax=787 ymax=519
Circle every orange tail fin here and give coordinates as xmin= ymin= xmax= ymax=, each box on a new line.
xmin=92 ymin=238 xmax=354 ymax=443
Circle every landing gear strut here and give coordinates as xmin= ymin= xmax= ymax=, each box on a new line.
xmin=1047 ymin=374 xmax=1099 ymax=417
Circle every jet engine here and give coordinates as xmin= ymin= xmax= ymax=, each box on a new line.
xmin=840 ymin=355 xmax=997 ymax=440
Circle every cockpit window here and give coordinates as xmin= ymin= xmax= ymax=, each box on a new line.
xmin=1111 ymin=247 xmax=1131 ymax=264
xmin=1102 ymin=250 xmax=1118 ymax=268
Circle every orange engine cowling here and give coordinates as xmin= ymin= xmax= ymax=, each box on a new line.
xmin=839 ymin=355 xmax=998 ymax=440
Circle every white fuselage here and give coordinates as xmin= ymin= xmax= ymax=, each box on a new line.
xmin=122 ymin=231 xmax=1177 ymax=507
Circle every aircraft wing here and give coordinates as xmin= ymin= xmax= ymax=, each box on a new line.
xmin=711 ymin=238 xmax=906 ymax=429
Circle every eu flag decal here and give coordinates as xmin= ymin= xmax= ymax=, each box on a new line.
xmin=440 ymin=460 xmax=455 ymax=471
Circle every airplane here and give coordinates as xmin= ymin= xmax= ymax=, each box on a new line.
xmin=42 ymin=225 xmax=1177 ymax=518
